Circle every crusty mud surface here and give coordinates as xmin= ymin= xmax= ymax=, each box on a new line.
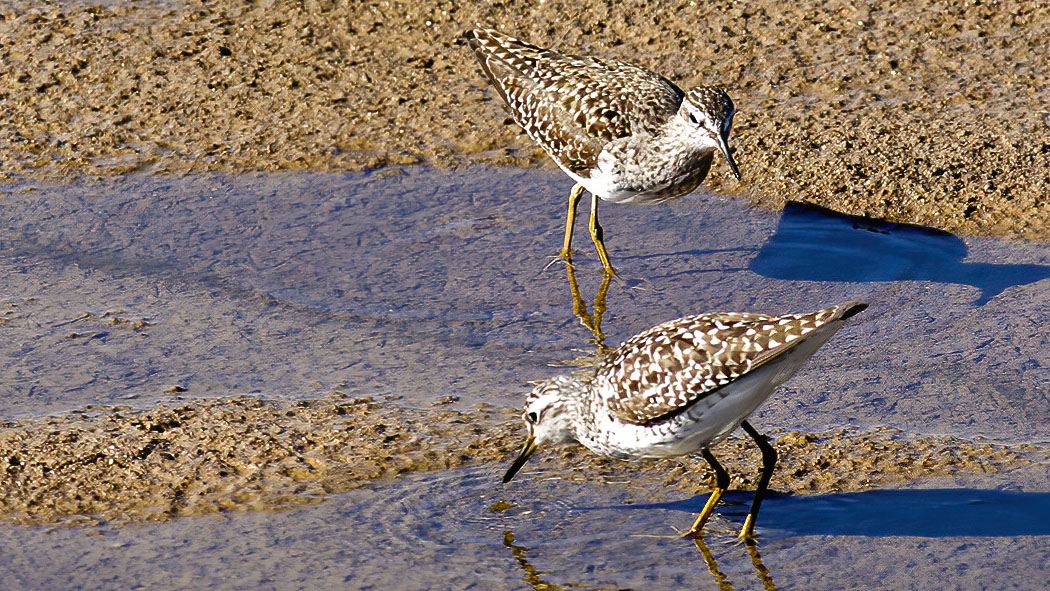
xmin=1 ymin=395 xmax=1045 ymax=525
xmin=1 ymin=0 xmax=1048 ymax=238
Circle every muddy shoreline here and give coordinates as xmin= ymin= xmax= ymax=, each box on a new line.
xmin=2 ymin=0 xmax=1049 ymax=526
xmin=1 ymin=0 xmax=1048 ymax=238
xmin=1 ymin=394 xmax=1044 ymax=525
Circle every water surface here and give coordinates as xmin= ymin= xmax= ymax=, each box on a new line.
xmin=2 ymin=168 xmax=1047 ymax=440
xmin=0 ymin=467 xmax=1046 ymax=590
xmin=1 ymin=167 xmax=1048 ymax=588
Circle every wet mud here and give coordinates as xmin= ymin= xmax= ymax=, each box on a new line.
xmin=0 ymin=166 xmax=1048 ymax=527
xmin=1 ymin=0 xmax=1049 ymax=238
xmin=0 ymin=2 xmax=1048 ymax=563
xmin=1 ymin=394 xmax=1045 ymax=525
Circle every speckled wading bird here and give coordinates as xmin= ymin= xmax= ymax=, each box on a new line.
xmin=468 ymin=28 xmax=741 ymax=273
xmin=502 ymin=301 xmax=868 ymax=539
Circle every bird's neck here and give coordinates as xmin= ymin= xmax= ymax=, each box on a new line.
xmin=627 ymin=117 xmax=717 ymax=176
xmin=563 ymin=379 xmax=604 ymax=445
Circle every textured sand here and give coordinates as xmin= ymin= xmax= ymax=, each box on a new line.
xmin=1 ymin=395 xmax=1044 ymax=525
xmin=1 ymin=0 xmax=1048 ymax=238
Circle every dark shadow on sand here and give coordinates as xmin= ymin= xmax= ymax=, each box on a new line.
xmin=751 ymin=202 xmax=1050 ymax=305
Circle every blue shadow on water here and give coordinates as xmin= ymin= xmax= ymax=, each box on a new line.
xmin=600 ymin=488 xmax=1050 ymax=537
xmin=750 ymin=202 xmax=1050 ymax=305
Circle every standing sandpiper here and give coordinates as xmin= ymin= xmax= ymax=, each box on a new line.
xmin=468 ymin=28 xmax=741 ymax=273
xmin=502 ymin=301 xmax=867 ymax=539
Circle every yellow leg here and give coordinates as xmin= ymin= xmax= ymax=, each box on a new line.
xmin=739 ymin=420 xmax=778 ymax=540
xmin=587 ymin=191 xmax=616 ymax=274
xmin=682 ymin=448 xmax=729 ymax=538
xmin=591 ymin=270 xmax=611 ymax=349
xmin=558 ymin=184 xmax=585 ymax=260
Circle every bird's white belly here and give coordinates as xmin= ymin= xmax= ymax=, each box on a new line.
xmin=558 ymin=166 xmax=681 ymax=205
xmin=556 ymin=162 xmax=623 ymax=201
xmin=589 ymin=369 xmax=776 ymax=459
xmin=556 ymin=148 xmax=704 ymax=205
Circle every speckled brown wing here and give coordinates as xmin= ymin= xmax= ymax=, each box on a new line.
xmin=469 ymin=29 xmax=683 ymax=175
xmin=600 ymin=303 xmax=865 ymax=426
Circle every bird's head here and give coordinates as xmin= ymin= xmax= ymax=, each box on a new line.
xmin=681 ymin=86 xmax=741 ymax=181
xmin=502 ymin=375 xmax=584 ymax=483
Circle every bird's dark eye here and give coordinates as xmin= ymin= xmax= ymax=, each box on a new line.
xmin=688 ymin=112 xmax=699 ymax=125
xmin=526 ymin=411 xmax=538 ymax=423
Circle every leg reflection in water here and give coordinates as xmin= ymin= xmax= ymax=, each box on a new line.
xmin=502 ymin=530 xmax=567 ymax=591
xmin=694 ymin=535 xmax=778 ymax=591
xmin=502 ymin=527 xmax=777 ymax=591
xmin=563 ymin=260 xmax=613 ymax=349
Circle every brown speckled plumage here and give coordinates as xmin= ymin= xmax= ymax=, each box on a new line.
xmin=502 ymin=301 xmax=868 ymax=537
xmin=468 ymin=29 xmax=742 ymax=269
xmin=470 ymin=28 xmax=684 ymax=176
xmin=510 ymin=300 xmax=867 ymax=457
xmin=599 ymin=306 xmax=853 ymax=426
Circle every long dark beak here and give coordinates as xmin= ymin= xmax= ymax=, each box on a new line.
xmin=502 ymin=436 xmax=537 ymax=483
xmin=716 ymin=133 xmax=741 ymax=181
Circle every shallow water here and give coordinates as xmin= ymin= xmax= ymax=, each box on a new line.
xmin=1 ymin=167 xmax=1049 ymax=588
xmin=2 ymin=167 xmax=1048 ymax=439
xmin=0 ymin=466 xmax=1047 ymax=590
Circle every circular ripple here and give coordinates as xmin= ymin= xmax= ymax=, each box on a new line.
xmin=336 ymin=464 xmax=712 ymax=549
xmin=334 ymin=465 xmax=600 ymax=550
xmin=324 ymin=465 xmax=785 ymax=589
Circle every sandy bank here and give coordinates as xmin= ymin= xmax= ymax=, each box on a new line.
xmin=1 ymin=0 xmax=1047 ymax=237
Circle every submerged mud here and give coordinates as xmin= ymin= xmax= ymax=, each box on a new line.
xmin=0 ymin=395 xmax=1043 ymax=525
xmin=1 ymin=0 xmax=1048 ymax=238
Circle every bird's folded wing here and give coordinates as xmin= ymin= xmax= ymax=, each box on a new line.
xmin=601 ymin=307 xmax=849 ymax=425
xmin=469 ymin=29 xmax=682 ymax=174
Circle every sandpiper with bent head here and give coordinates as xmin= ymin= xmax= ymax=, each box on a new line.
xmin=468 ymin=28 xmax=741 ymax=273
xmin=502 ymin=301 xmax=868 ymax=539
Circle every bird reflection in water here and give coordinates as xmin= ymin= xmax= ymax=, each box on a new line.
xmin=502 ymin=530 xmax=568 ymax=591
xmin=502 ymin=528 xmax=777 ymax=591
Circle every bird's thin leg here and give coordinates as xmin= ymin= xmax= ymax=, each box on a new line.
xmin=557 ymin=184 xmax=585 ymax=261
xmin=587 ymin=191 xmax=616 ymax=274
xmin=739 ymin=420 xmax=778 ymax=540
xmin=682 ymin=447 xmax=729 ymax=538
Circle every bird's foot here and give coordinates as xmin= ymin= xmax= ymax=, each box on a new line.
xmin=543 ymin=249 xmax=575 ymax=272
xmin=629 ymin=532 xmax=683 ymax=540
xmin=676 ymin=525 xmax=706 ymax=540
